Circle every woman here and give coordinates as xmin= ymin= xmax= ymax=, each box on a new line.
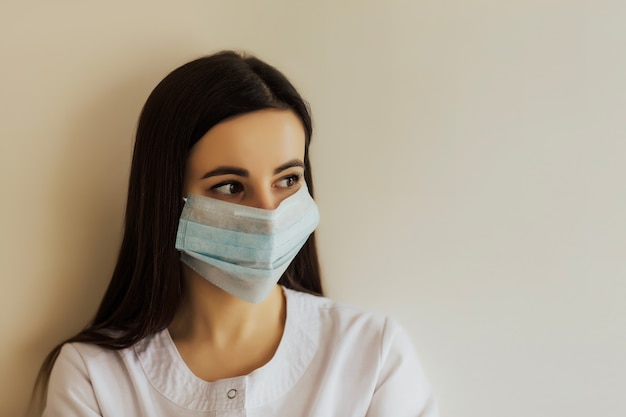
xmin=35 ymin=50 xmax=437 ymax=416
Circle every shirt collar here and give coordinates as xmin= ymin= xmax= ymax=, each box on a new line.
xmin=133 ymin=287 xmax=320 ymax=411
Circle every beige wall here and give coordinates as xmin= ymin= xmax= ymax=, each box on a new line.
xmin=2 ymin=1 xmax=625 ymax=416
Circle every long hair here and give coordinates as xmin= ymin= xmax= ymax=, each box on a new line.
xmin=31 ymin=50 xmax=323 ymax=413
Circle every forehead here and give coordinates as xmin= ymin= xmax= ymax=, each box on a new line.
xmin=187 ymin=109 xmax=306 ymax=173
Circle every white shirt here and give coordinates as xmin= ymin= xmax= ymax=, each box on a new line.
xmin=44 ymin=288 xmax=438 ymax=416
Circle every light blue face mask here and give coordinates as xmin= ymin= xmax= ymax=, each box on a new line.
xmin=175 ymin=185 xmax=320 ymax=303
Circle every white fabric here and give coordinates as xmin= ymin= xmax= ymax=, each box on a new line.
xmin=44 ymin=288 xmax=438 ymax=416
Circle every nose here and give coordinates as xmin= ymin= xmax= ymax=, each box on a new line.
xmin=247 ymin=188 xmax=280 ymax=210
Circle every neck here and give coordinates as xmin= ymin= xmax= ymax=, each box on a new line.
xmin=168 ymin=264 xmax=286 ymax=347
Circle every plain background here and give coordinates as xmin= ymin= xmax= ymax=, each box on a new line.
xmin=1 ymin=1 xmax=625 ymax=416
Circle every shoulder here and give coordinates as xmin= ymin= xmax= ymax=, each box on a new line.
xmin=45 ymin=343 xmax=126 ymax=416
xmin=286 ymin=287 xmax=386 ymax=326
xmin=50 ymin=341 xmax=133 ymax=392
xmin=284 ymin=288 xmax=410 ymax=357
xmin=283 ymin=288 xmax=439 ymax=416
xmin=54 ymin=342 xmax=122 ymax=372
xmin=51 ymin=335 xmax=156 ymax=393
xmin=46 ymin=339 xmax=161 ymax=416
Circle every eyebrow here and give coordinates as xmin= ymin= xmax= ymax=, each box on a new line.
xmin=200 ymin=159 xmax=304 ymax=179
xmin=274 ymin=159 xmax=305 ymax=174
xmin=201 ymin=166 xmax=248 ymax=179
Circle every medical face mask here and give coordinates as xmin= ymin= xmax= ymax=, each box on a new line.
xmin=175 ymin=185 xmax=319 ymax=303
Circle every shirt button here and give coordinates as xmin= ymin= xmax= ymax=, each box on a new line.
xmin=227 ymin=388 xmax=237 ymax=399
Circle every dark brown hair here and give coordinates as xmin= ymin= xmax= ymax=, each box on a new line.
xmin=32 ymin=50 xmax=322 ymax=413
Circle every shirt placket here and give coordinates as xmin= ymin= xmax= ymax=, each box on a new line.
xmin=215 ymin=379 xmax=247 ymax=417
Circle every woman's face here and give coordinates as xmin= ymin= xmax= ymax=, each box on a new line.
xmin=184 ymin=109 xmax=306 ymax=210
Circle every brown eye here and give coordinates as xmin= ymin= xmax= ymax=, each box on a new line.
xmin=212 ymin=181 xmax=244 ymax=195
xmin=276 ymin=174 xmax=302 ymax=189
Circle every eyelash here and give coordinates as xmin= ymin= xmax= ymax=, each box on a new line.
xmin=209 ymin=174 xmax=302 ymax=196
xmin=276 ymin=174 xmax=302 ymax=188
xmin=210 ymin=181 xmax=244 ymax=195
